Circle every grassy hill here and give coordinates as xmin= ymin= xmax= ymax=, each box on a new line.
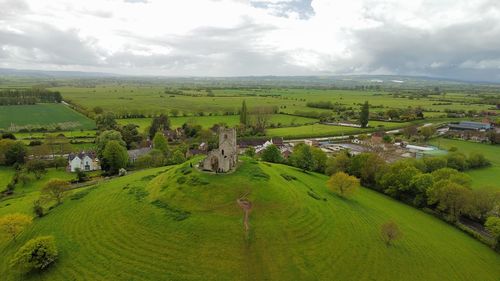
xmin=0 ymin=159 xmax=499 ymax=280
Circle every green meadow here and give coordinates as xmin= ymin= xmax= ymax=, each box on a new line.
xmin=0 ymin=104 xmax=95 ymax=131
xmin=54 ymin=85 xmax=495 ymax=117
xmin=0 ymin=159 xmax=498 ymax=280
xmin=431 ymin=138 xmax=500 ymax=189
xmin=117 ymin=114 xmax=317 ymax=132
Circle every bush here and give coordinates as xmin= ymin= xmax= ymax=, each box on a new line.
xmin=33 ymin=200 xmax=44 ymax=218
xmin=10 ymin=236 xmax=58 ymax=271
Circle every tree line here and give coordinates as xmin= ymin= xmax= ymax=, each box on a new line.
xmin=0 ymin=89 xmax=62 ymax=105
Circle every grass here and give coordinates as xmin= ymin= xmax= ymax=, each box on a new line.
xmin=55 ymin=85 xmax=498 ymax=117
xmin=430 ymin=138 xmax=500 ymax=189
xmin=0 ymin=159 xmax=498 ymax=280
xmin=0 ymin=104 xmax=95 ymax=131
xmin=266 ymin=121 xmax=414 ymax=138
xmin=117 ymin=114 xmax=317 ymax=132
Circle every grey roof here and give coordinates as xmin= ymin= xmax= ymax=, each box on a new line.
xmin=127 ymin=147 xmax=152 ymax=158
xmin=449 ymin=121 xmax=491 ymax=130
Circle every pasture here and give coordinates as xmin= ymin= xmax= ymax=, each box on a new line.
xmin=117 ymin=114 xmax=317 ymax=132
xmin=430 ymin=138 xmax=500 ymax=189
xmin=0 ymin=159 xmax=498 ymax=280
xmin=0 ymin=104 xmax=95 ymax=132
xmin=54 ymin=85 xmax=496 ymax=117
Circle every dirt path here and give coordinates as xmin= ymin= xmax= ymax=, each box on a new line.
xmin=237 ymin=193 xmax=252 ymax=233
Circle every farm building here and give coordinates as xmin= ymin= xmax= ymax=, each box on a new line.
xmin=448 ymin=121 xmax=492 ymax=131
xmin=68 ymin=152 xmax=100 ymax=172
xmin=128 ymin=147 xmax=152 ymax=163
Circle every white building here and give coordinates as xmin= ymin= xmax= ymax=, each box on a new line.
xmin=68 ymin=152 xmax=100 ymax=172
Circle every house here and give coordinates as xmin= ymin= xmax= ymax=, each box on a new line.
xmin=128 ymin=147 xmax=152 ymax=163
xmin=201 ymin=128 xmax=238 ymax=173
xmin=68 ymin=152 xmax=100 ymax=172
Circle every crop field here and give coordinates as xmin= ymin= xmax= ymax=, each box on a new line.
xmin=430 ymin=138 xmax=500 ymax=189
xmin=0 ymin=159 xmax=498 ymax=280
xmin=117 ymin=114 xmax=317 ymax=132
xmin=0 ymin=104 xmax=95 ymax=131
xmin=54 ymin=85 xmax=497 ymax=117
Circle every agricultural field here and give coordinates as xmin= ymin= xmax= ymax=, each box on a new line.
xmin=117 ymin=114 xmax=318 ymax=132
xmin=430 ymin=138 xmax=500 ymax=189
xmin=54 ymin=85 xmax=497 ymax=117
xmin=0 ymin=104 xmax=95 ymax=132
xmin=0 ymin=159 xmax=498 ymax=280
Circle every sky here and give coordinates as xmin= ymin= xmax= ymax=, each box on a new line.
xmin=0 ymin=0 xmax=500 ymax=81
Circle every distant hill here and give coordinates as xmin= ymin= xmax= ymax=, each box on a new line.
xmin=1 ymin=158 xmax=498 ymax=280
xmin=1 ymin=68 xmax=500 ymax=89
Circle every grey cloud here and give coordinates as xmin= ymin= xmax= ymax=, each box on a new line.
xmin=0 ymin=23 xmax=102 ymax=66
xmin=342 ymin=19 xmax=500 ymax=81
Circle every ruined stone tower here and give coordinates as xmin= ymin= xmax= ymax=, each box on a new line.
xmin=201 ymin=128 xmax=238 ymax=173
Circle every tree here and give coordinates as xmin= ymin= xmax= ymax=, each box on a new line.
xmin=10 ymin=236 xmax=58 ymax=271
xmin=380 ymin=221 xmax=402 ymax=246
xmin=120 ymin=123 xmax=143 ymax=149
xmin=467 ymin=188 xmax=500 ymax=221
xmin=33 ymin=200 xmax=44 ymax=218
xmin=95 ymin=130 xmax=126 ymax=158
xmin=102 ymin=140 xmax=129 ymax=175
xmin=311 ymin=147 xmax=327 ymax=173
xmin=289 ymin=144 xmax=314 ymax=171
xmin=240 ymin=100 xmax=248 ymax=126
xmin=261 ymin=144 xmax=283 ymax=163
xmin=25 ymin=159 xmax=47 ymax=179
xmin=170 ymin=108 xmax=179 ymax=117
xmin=402 ymin=126 xmax=418 ymax=139
xmin=153 ymin=132 xmax=169 ymax=155
xmin=378 ymin=161 xmax=421 ymax=198
xmin=446 ymin=152 xmax=468 ymax=171
xmin=467 ymin=152 xmax=490 ymax=169
xmin=359 ymin=153 xmax=386 ymax=187
xmin=171 ymin=150 xmax=186 ymax=164
xmin=93 ymin=106 xmax=104 ymax=114
xmin=0 ymin=213 xmax=32 ymax=241
xmin=149 ymin=114 xmax=170 ymax=139
xmin=485 ymin=217 xmax=500 ymax=249
xmin=423 ymin=157 xmax=447 ymax=173
xmin=244 ymin=147 xmax=256 ymax=158
xmin=410 ymin=173 xmax=434 ymax=206
xmin=96 ymin=112 xmax=117 ymax=131
xmin=327 ymin=172 xmax=359 ymax=197
xmin=427 ymin=180 xmax=471 ymax=221
xmin=52 ymin=156 xmax=68 ymax=170
xmin=4 ymin=141 xmax=27 ymax=165
xmin=41 ymin=179 xmax=70 ymax=205
xmin=325 ymin=151 xmax=351 ymax=176
xmin=75 ymin=168 xmax=89 ymax=183
xmin=0 ymin=139 xmax=15 ymax=165
xmin=420 ymin=126 xmax=436 ymax=141
xmin=359 ymin=101 xmax=369 ymax=128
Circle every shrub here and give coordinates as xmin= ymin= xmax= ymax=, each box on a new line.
xmin=10 ymin=236 xmax=58 ymax=271
xmin=33 ymin=200 xmax=44 ymax=218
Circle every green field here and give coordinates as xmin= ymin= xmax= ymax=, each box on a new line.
xmin=0 ymin=104 xmax=95 ymax=131
xmin=430 ymin=138 xmax=500 ymax=189
xmin=1 ymin=159 xmax=498 ymax=280
xmin=117 ymin=114 xmax=317 ymax=132
xmin=55 ymin=85 xmax=497 ymax=117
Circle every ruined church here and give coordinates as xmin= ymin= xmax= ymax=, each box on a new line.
xmin=201 ymin=128 xmax=238 ymax=173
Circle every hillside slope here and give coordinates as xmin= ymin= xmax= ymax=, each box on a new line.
xmin=0 ymin=159 xmax=499 ymax=281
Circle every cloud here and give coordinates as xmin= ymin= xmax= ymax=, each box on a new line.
xmin=0 ymin=0 xmax=500 ymax=80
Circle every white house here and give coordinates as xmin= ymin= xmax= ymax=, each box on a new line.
xmin=68 ymin=152 xmax=100 ymax=172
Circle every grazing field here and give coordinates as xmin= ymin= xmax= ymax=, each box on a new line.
xmin=0 ymin=166 xmax=15 ymax=189
xmin=117 ymin=114 xmax=317 ymax=131
xmin=55 ymin=85 xmax=497 ymax=117
xmin=430 ymin=138 xmax=500 ymax=189
xmin=266 ymin=121 xmax=416 ymax=139
xmin=0 ymin=159 xmax=498 ymax=281
xmin=0 ymin=104 xmax=95 ymax=131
